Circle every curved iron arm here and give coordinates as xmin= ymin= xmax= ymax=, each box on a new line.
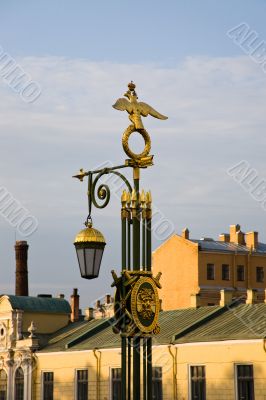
xmin=86 ymin=168 xmax=132 ymax=221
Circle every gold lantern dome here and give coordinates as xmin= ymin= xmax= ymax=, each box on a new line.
xmin=74 ymin=225 xmax=106 ymax=244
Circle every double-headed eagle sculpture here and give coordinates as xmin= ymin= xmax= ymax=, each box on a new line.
xmin=113 ymin=81 xmax=168 ymax=130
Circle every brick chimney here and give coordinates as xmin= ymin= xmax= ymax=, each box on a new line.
xmin=236 ymin=230 xmax=245 ymax=245
xmin=229 ymin=224 xmax=240 ymax=243
xmin=245 ymin=231 xmax=258 ymax=250
xmin=105 ymin=294 xmax=111 ymax=304
xmin=84 ymin=307 xmax=94 ymax=321
xmin=229 ymin=224 xmax=245 ymax=245
xmin=246 ymin=289 xmax=258 ymax=304
xmin=70 ymin=288 xmax=80 ymax=322
xmin=219 ymin=289 xmax=233 ymax=306
xmin=95 ymin=300 xmax=101 ymax=309
xmin=190 ymin=293 xmax=200 ymax=308
xmin=219 ymin=233 xmax=230 ymax=243
xmin=182 ymin=228 xmax=189 ymax=240
xmin=15 ymin=241 xmax=29 ymax=296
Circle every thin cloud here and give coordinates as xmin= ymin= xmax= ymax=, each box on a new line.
xmin=1 ymin=55 xmax=266 ymax=306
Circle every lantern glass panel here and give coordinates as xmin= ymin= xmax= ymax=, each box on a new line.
xmin=84 ymin=248 xmax=96 ymax=277
xmin=77 ymin=248 xmax=86 ymax=277
xmin=75 ymin=240 xmax=105 ymax=279
xmin=94 ymin=248 xmax=104 ymax=277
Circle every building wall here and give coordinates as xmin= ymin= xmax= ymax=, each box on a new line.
xmin=176 ymin=340 xmax=266 ymax=400
xmin=35 ymin=349 xmax=121 ymax=400
xmin=33 ymin=340 xmax=266 ymax=400
xmin=199 ymin=252 xmax=266 ymax=290
xmin=153 ymin=235 xmax=266 ymax=309
xmin=198 ymin=252 xmax=266 ymax=305
xmin=22 ymin=312 xmax=70 ymax=334
xmin=152 ymin=235 xmax=199 ymax=310
xmin=0 ymin=297 xmax=12 ymax=312
xmin=249 ymin=255 xmax=266 ymax=290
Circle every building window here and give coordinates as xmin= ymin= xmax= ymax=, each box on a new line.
xmin=43 ymin=372 xmax=54 ymax=400
xmin=111 ymin=368 xmax=121 ymax=400
xmin=0 ymin=369 xmax=7 ymax=400
xmin=222 ymin=264 xmax=230 ymax=280
xmin=15 ymin=368 xmax=24 ymax=400
xmin=190 ymin=365 xmax=206 ymax=400
xmin=236 ymin=365 xmax=254 ymax=400
xmin=256 ymin=266 xmax=264 ymax=283
xmin=76 ymin=370 xmax=88 ymax=400
xmin=207 ymin=264 xmax=215 ymax=280
xmin=152 ymin=367 xmax=163 ymax=400
xmin=237 ymin=265 xmax=245 ymax=281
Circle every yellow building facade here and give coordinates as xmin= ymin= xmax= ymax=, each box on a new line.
xmin=153 ymin=224 xmax=266 ymax=310
xmin=1 ymin=226 xmax=266 ymax=400
xmin=0 ymin=292 xmax=266 ymax=400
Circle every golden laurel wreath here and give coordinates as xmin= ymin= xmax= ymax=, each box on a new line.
xmin=122 ymin=125 xmax=151 ymax=160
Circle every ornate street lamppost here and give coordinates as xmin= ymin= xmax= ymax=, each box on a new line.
xmin=73 ymin=82 xmax=167 ymax=400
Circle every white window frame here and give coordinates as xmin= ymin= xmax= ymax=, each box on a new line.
xmin=188 ymin=364 xmax=206 ymax=400
xmin=74 ymin=368 xmax=89 ymax=400
xmin=256 ymin=266 xmax=264 ymax=283
xmin=41 ymin=370 xmax=54 ymax=400
xmin=13 ymin=365 xmax=25 ymax=400
xmin=234 ymin=363 xmax=254 ymax=400
xmin=152 ymin=365 xmax=163 ymax=400
xmin=207 ymin=263 xmax=215 ymax=280
xmin=109 ymin=366 xmax=121 ymax=400
xmin=0 ymin=367 xmax=8 ymax=399
xmin=236 ymin=265 xmax=245 ymax=281
xmin=222 ymin=264 xmax=230 ymax=281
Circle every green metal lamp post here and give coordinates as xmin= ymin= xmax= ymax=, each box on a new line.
xmin=73 ymin=82 xmax=167 ymax=400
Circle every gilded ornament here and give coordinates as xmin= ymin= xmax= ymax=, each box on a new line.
xmin=113 ymin=81 xmax=168 ymax=130
xmin=113 ymin=82 xmax=168 ymax=161
xmin=130 ymin=276 xmax=160 ymax=334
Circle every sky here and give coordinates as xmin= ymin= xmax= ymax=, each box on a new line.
xmin=1 ymin=1 xmax=266 ymax=309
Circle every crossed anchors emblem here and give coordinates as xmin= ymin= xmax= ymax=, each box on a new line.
xmin=111 ymin=270 xmax=162 ymax=336
xmin=113 ymin=82 xmax=168 ymax=163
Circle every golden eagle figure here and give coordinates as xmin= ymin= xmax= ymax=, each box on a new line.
xmin=113 ymin=82 xmax=168 ymax=130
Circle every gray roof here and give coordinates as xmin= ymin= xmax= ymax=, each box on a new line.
xmin=191 ymin=239 xmax=266 ymax=254
xmin=38 ymin=303 xmax=266 ymax=353
xmin=4 ymin=295 xmax=71 ymax=314
xmin=176 ymin=303 xmax=266 ymax=343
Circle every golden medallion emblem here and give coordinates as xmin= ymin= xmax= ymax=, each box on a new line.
xmin=131 ymin=276 xmax=160 ymax=334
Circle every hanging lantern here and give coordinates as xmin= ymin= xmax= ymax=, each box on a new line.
xmin=74 ymin=222 xmax=106 ymax=279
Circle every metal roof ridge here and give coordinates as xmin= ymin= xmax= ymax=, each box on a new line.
xmin=171 ymin=304 xmax=233 ymax=343
xmin=47 ymin=320 xmax=88 ymax=345
xmin=65 ymin=317 xmax=115 ymax=349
